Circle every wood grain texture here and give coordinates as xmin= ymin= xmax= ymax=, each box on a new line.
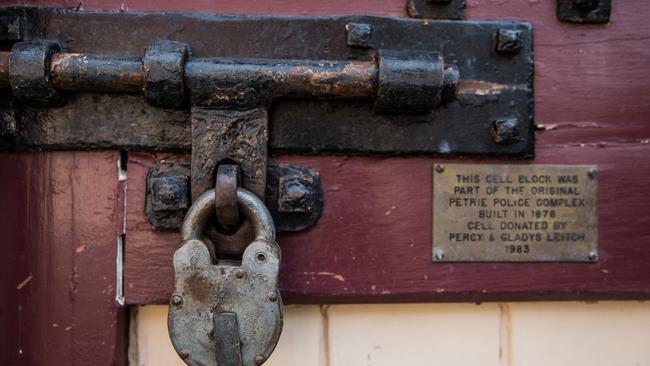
xmin=0 ymin=152 xmax=127 ymax=365
xmin=125 ymin=144 xmax=650 ymax=304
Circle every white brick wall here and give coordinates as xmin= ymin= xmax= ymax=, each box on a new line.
xmin=131 ymin=302 xmax=650 ymax=366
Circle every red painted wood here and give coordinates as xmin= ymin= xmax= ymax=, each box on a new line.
xmin=125 ymin=144 xmax=650 ymax=304
xmin=9 ymin=0 xmax=650 ymax=304
xmin=0 ymin=152 xmax=127 ymax=365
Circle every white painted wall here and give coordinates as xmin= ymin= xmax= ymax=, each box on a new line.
xmin=131 ymin=302 xmax=650 ymax=366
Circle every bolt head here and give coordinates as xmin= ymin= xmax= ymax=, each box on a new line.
xmin=346 ymin=23 xmax=373 ymax=49
xmin=278 ymin=176 xmax=314 ymax=213
xmin=574 ymin=0 xmax=599 ymax=11
xmin=171 ymin=295 xmax=183 ymax=307
xmin=434 ymin=248 xmax=445 ymax=261
xmin=268 ymin=291 xmax=279 ymax=302
xmin=588 ymin=251 xmax=598 ymax=261
xmin=255 ymin=355 xmax=265 ymax=365
xmin=491 ymin=117 xmax=521 ymax=145
xmin=178 ymin=350 xmax=190 ymax=360
xmin=150 ymin=175 xmax=189 ymax=211
xmin=234 ymin=268 xmax=245 ymax=278
xmin=495 ymin=29 xmax=523 ymax=55
xmin=435 ymin=164 xmax=445 ymax=173
xmin=441 ymin=64 xmax=460 ymax=104
xmin=587 ymin=167 xmax=598 ymax=179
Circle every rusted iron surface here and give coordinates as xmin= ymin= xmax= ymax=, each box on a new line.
xmin=146 ymin=160 xmax=191 ymax=229
xmin=9 ymin=40 xmax=64 ymax=105
xmin=143 ymin=40 xmax=188 ymax=108
xmin=557 ymin=0 xmax=610 ymax=24
xmin=215 ymin=164 xmax=241 ymax=228
xmin=50 ymin=53 xmax=143 ymax=93
xmin=406 ymin=0 xmax=466 ymax=20
xmin=0 ymin=8 xmax=532 ymax=157
xmin=265 ymin=163 xmax=323 ymax=232
xmin=191 ymin=107 xmax=269 ymax=199
xmin=186 ymin=58 xmax=378 ymax=109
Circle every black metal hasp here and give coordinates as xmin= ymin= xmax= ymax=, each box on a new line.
xmin=0 ymin=42 xmax=458 ymax=113
xmin=0 ymin=9 xmax=534 ymax=158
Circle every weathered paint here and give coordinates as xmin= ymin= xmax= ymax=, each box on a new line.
xmin=0 ymin=152 xmax=127 ymax=365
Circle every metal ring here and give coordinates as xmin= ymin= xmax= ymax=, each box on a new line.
xmin=181 ymin=188 xmax=275 ymax=243
xmin=215 ymin=164 xmax=240 ymax=227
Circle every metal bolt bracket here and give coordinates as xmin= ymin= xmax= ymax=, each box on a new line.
xmin=9 ymin=41 xmax=66 ymax=106
xmin=406 ymin=0 xmax=466 ymax=19
xmin=557 ymin=0 xmax=611 ymax=24
xmin=146 ymin=161 xmax=323 ymax=233
xmin=143 ymin=40 xmax=189 ymax=108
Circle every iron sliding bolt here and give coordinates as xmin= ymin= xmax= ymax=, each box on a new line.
xmin=0 ymin=41 xmax=459 ymax=113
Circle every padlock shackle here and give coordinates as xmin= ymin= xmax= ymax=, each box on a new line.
xmin=181 ymin=188 xmax=275 ymax=243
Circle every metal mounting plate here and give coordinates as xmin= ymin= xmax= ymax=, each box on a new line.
xmin=0 ymin=8 xmax=534 ymax=158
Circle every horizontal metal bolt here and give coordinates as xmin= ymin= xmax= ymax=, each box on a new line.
xmin=435 ymin=164 xmax=445 ymax=173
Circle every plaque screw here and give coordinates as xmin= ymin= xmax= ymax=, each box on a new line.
xmin=171 ymin=295 xmax=183 ymax=307
xmin=434 ymin=248 xmax=445 ymax=261
xmin=179 ymin=350 xmax=190 ymax=360
xmin=435 ymin=164 xmax=445 ymax=173
xmin=588 ymin=251 xmax=598 ymax=261
xmin=234 ymin=268 xmax=245 ymax=278
xmin=587 ymin=167 xmax=598 ymax=179
xmin=268 ymin=291 xmax=279 ymax=302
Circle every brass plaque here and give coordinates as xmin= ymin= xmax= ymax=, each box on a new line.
xmin=433 ymin=164 xmax=598 ymax=262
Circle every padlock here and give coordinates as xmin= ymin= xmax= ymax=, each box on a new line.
xmin=168 ymin=188 xmax=283 ymax=366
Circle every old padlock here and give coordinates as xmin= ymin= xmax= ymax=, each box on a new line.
xmin=168 ymin=188 xmax=283 ymax=366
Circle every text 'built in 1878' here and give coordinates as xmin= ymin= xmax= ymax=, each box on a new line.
xmin=433 ymin=164 xmax=598 ymax=262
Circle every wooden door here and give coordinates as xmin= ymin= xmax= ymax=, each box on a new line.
xmin=1 ymin=0 xmax=649 ymax=365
